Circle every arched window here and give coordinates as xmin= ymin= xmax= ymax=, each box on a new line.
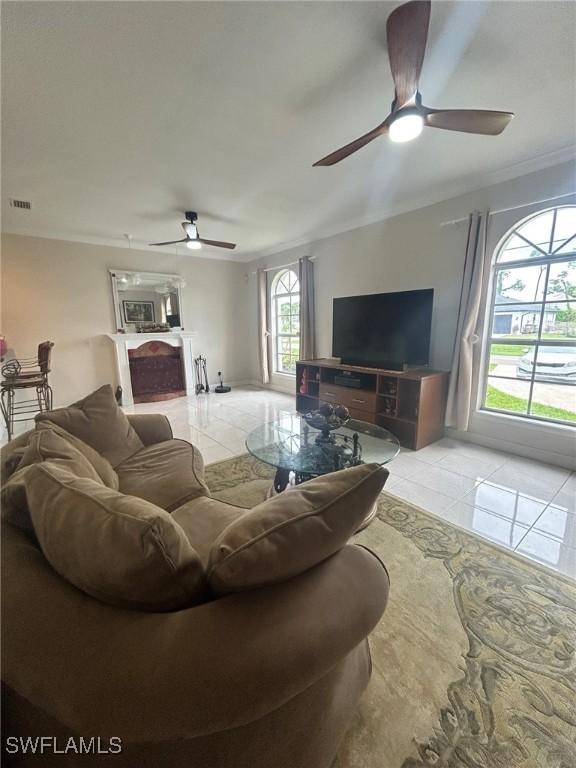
xmin=481 ymin=206 xmax=576 ymax=425
xmin=271 ymin=268 xmax=300 ymax=375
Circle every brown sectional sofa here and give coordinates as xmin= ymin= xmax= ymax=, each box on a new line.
xmin=1 ymin=406 xmax=390 ymax=767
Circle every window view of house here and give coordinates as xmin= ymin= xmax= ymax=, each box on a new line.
xmin=482 ymin=206 xmax=576 ymax=424
xmin=271 ymin=268 xmax=300 ymax=375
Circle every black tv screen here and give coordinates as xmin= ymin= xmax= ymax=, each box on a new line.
xmin=332 ymin=289 xmax=433 ymax=369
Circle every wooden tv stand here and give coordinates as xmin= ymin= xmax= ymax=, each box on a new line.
xmin=295 ymin=359 xmax=449 ymax=450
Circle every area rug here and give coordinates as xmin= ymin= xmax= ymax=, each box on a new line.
xmin=204 ymin=455 xmax=576 ymax=768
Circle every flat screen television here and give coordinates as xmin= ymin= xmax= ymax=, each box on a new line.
xmin=332 ymin=289 xmax=433 ymax=370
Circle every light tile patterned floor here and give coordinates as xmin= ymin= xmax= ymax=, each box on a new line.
xmin=123 ymin=386 xmax=576 ymax=580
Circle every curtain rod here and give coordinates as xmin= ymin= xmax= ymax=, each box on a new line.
xmin=440 ymin=191 xmax=575 ymax=228
xmin=251 ymin=256 xmax=316 ymax=275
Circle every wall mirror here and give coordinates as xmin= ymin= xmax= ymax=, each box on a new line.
xmin=110 ymin=269 xmax=185 ymax=333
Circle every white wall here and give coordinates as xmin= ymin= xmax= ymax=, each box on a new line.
xmin=246 ymin=161 xmax=576 ymax=466
xmin=1 ymin=235 xmax=252 ymax=406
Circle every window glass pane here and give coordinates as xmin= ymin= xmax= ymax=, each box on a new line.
xmin=495 ymin=264 xmax=548 ymax=304
xmin=488 ymin=343 xmax=534 ymax=379
xmin=278 ymin=299 xmax=291 ymax=315
xmin=532 ymin=344 xmax=576 ymax=384
xmin=546 ymin=260 xmax=576 ymax=301
xmin=483 ymin=207 xmax=576 ymax=425
xmin=551 ymin=207 xmax=576 ymax=251
xmin=554 ymin=235 xmax=576 ymax=255
xmin=485 ymin=376 xmax=531 ymax=415
xmin=490 ymin=305 xmax=542 ymax=339
xmin=498 ymin=234 xmax=545 ymax=263
xmin=530 ymin=382 xmax=576 ymax=423
xmin=272 ymin=268 xmax=299 ymax=375
xmin=542 ymin=302 xmax=576 ymax=340
xmin=515 ymin=209 xmax=554 ymax=251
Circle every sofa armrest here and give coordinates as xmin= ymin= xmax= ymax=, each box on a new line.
xmin=127 ymin=414 xmax=173 ymax=445
xmin=2 ymin=527 xmax=389 ymax=742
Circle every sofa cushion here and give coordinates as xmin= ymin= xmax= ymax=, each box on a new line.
xmin=18 ymin=427 xmax=104 ymax=485
xmin=35 ymin=421 xmax=119 ymax=489
xmin=24 ymin=462 xmax=208 ymax=611
xmin=172 ymin=496 xmax=246 ymax=567
xmin=0 ymin=429 xmax=32 ymax=485
xmin=1 ymin=467 xmax=38 ymax=537
xmin=35 ymin=385 xmax=143 ymax=468
xmin=207 ymin=463 xmax=388 ymax=594
xmin=116 ymin=439 xmax=209 ymax=512
xmin=2 ymin=431 xmax=108 ymax=537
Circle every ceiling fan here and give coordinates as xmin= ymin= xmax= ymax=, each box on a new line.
xmin=313 ymin=0 xmax=514 ymax=166
xmin=149 ymin=211 xmax=236 ymax=250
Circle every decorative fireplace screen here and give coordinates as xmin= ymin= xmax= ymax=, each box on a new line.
xmin=128 ymin=341 xmax=185 ymax=401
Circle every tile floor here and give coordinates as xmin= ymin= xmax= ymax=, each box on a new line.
xmin=122 ymin=386 xmax=576 ymax=580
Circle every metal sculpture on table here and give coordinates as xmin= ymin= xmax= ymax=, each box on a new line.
xmin=273 ymin=404 xmax=364 ymax=492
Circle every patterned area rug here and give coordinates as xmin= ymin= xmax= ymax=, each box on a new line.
xmin=204 ymin=455 xmax=576 ymax=768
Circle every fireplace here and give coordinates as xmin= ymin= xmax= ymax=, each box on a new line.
xmin=108 ymin=332 xmax=196 ymax=406
xmin=128 ymin=341 xmax=185 ymax=403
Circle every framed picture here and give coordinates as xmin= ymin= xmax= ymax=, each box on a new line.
xmin=123 ymin=300 xmax=155 ymax=323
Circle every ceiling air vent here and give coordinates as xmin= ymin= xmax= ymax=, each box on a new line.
xmin=9 ymin=199 xmax=32 ymax=210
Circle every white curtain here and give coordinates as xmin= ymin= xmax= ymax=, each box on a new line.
xmin=257 ymin=268 xmax=270 ymax=384
xmin=446 ymin=210 xmax=490 ymax=431
xmin=298 ymin=256 xmax=316 ymax=361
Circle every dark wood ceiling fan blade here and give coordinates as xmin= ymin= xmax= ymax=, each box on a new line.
xmin=425 ymin=109 xmax=514 ymax=135
xmin=198 ymin=238 xmax=237 ymax=250
xmin=149 ymin=238 xmax=188 ymax=246
xmin=313 ymin=121 xmax=390 ymax=166
xmin=386 ymin=0 xmax=431 ymax=106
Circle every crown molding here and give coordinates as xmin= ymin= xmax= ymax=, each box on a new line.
xmin=244 ymin=145 xmax=576 ymax=263
xmin=0 ymin=229 xmax=243 ymax=262
xmin=3 ymin=145 xmax=574 ymax=264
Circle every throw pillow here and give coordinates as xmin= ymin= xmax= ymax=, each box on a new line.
xmin=35 ymin=385 xmax=143 ymax=468
xmin=2 ymin=430 xmax=106 ymax=537
xmin=18 ymin=427 xmax=104 ymax=485
xmin=207 ymin=462 xmax=388 ymax=594
xmin=25 ymin=462 xmax=207 ymax=612
xmin=34 ymin=421 xmax=119 ymax=489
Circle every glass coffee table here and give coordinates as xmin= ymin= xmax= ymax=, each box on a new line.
xmin=246 ymin=413 xmax=400 ymax=527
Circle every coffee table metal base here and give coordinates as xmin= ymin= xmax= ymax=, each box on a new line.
xmin=273 ymin=468 xmax=318 ymax=494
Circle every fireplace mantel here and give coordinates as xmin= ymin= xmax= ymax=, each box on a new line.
xmin=107 ymin=332 xmax=197 ymax=405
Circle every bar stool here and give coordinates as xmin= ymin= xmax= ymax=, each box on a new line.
xmin=0 ymin=341 xmax=54 ymax=440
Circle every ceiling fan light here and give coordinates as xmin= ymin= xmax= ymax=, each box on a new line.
xmin=389 ymin=113 xmax=424 ymax=143
xmin=186 ymin=240 xmax=202 ymax=250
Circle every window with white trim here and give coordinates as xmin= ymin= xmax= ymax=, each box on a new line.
xmin=481 ymin=206 xmax=576 ymax=425
xmin=271 ymin=269 xmax=300 ymax=375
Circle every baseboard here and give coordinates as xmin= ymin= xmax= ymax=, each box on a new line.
xmin=248 ymin=378 xmax=296 ymax=396
xmin=446 ymin=427 xmax=576 ymax=471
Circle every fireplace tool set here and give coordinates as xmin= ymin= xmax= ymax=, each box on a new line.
xmin=194 ymin=356 xmax=232 ymax=395
xmin=194 ymin=355 xmax=210 ymax=394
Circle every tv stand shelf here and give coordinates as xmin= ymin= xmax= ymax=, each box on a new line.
xmin=296 ymin=359 xmax=449 ymax=451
